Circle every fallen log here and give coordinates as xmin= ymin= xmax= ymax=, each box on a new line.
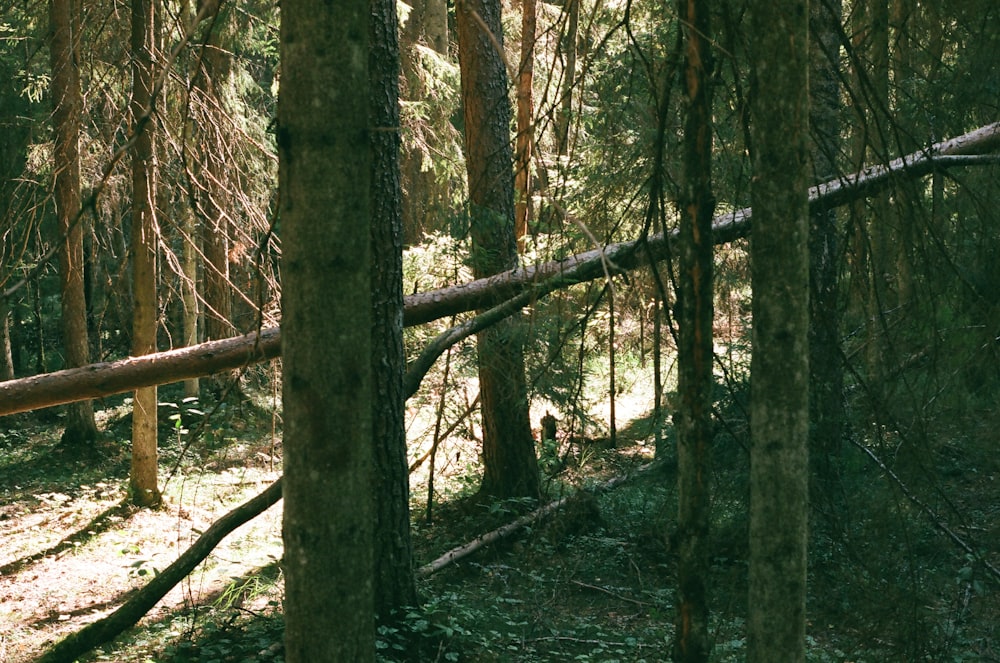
xmin=36 ymin=477 xmax=283 ymax=663
xmin=0 ymin=327 xmax=281 ymax=417
xmin=1 ymin=122 xmax=998 ymax=417
xmin=417 ymin=463 xmax=655 ymax=578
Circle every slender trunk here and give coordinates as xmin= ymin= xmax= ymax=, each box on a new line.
xmin=181 ymin=206 xmax=200 ymax=397
xmin=370 ymin=0 xmax=417 ymax=622
xmin=456 ymin=0 xmax=541 ymax=501
xmin=672 ymin=0 xmax=715 ymax=659
xmin=0 ymin=297 xmax=13 ymax=381
xmin=50 ymin=0 xmax=97 ymax=445
xmin=514 ymin=0 xmax=536 ymax=250
xmin=556 ymin=0 xmax=578 ymax=156
xmin=607 ymin=284 xmax=616 ymax=447
xmin=130 ymin=0 xmax=161 ymax=507
xmin=197 ymin=3 xmax=233 ymax=344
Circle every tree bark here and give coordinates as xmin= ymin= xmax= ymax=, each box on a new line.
xmin=279 ymin=0 xmax=375 ymax=658
xmin=0 ymin=297 xmax=13 ymax=381
xmin=747 ymin=1 xmax=810 ymax=661
xmin=50 ymin=0 xmax=98 ymax=446
xmin=180 ymin=206 xmax=200 ymax=397
xmin=456 ymin=0 xmax=541 ymax=500
xmin=370 ymin=0 xmax=417 ymax=623
xmin=514 ymin=0 xmax=536 ymax=249
xmin=555 ymin=0 xmax=579 ymax=157
xmin=672 ymin=0 xmax=715 ymax=659
xmin=130 ymin=0 xmax=161 ymax=508
xmin=196 ymin=1 xmax=234 ymax=345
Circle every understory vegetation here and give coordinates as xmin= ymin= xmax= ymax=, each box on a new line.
xmin=2 ymin=273 xmax=997 ymax=661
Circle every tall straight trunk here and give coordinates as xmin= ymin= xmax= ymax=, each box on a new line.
xmin=280 ymin=0 xmax=375 ymax=658
xmin=456 ymin=0 xmax=541 ymax=500
xmin=181 ymin=206 xmax=200 ymax=397
xmin=747 ymin=0 xmax=810 ymax=660
xmin=370 ymin=0 xmax=417 ymax=622
xmin=197 ymin=1 xmax=233 ymax=344
xmin=0 ymin=297 xmax=13 ymax=381
xmin=514 ymin=0 xmax=536 ymax=249
xmin=809 ymin=0 xmax=845 ymax=497
xmin=672 ymin=0 xmax=715 ymax=660
xmin=130 ymin=0 xmax=161 ymax=507
xmin=50 ymin=0 xmax=98 ymax=446
xmin=556 ymin=0 xmax=578 ymax=156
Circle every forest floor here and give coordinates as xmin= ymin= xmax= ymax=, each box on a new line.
xmin=1 ymin=383 xmax=998 ymax=662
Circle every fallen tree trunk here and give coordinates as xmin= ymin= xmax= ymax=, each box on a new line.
xmin=36 ymin=478 xmax=283 ymax=663
xmin=0 ymin=327 xmax=281 ymax=417
xmin=2 ymin=122 xmax=998 ymax=417
xmin=417 ymin=463 xmax=655 ymax=577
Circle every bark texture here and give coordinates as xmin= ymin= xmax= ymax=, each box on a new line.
xmin=456 ymin=0 xmax=540 ymax=500
xmin=672 ymin=0 xmax=715 ymax=659
xmin=370 ymin=0 xmax=417 ymax=622
xmin=279 ymin=0 xmax=375 ymax=658
xmin=129 ymin=0 xmax=161 ymax=507
xmin=196 ymin=1 xmax=234 ymax=344
xmin=747 ymin=1 xmax=810 ymax=661
xmin=50 ymin=0 xmax=98 ymax=446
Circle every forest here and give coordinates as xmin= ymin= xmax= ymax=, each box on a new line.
xmin=0 ymin=0 xmax=998 ymax=660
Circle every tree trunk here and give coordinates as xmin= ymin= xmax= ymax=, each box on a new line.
xmin=197 ymin=2 xmax=233 ymax=346
xmin=456 ymin=0 xmax=541 ymax=500
xmin=50 ymin=0 xmax=98 ymax=446
xmin=747 ymin=1 xmax=810 ymax=661
xmin=514 ymin=0 xmax=536 ymax=249
xmin=130 ymin=0 xmax=161 ymax=507
xmin=280 ymin=0 xmax=375 ymax=659
xmin=556 ymin=0 xmax=579 ymax=157
xmin=809 ymin=0 xmax=845 ymax=501
xmin=672 ymin=0 xmax=715 ymax=659
xmin=0 ymin=297 xmax=13 ymax=381
xmin=181 ymin=206 xmax=200 ymax=397
xmin=370 ymin=0 xmax=417 ymax=623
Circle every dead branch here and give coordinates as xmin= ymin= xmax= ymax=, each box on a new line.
xmin=36 ymin=478 xmax=283 ymax=663
xmin=416 ymin=464 xmax=652 ymax=577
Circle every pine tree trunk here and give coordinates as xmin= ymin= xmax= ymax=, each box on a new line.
xmin=747 ymin=1 xmax=810 ymax=660
xmin=197 ymin=3 xmax=233 ymax=345
xmin=129 ymin=0 xmax=161 ymax=507
xmin=456 ymin=0 xmax=540 ymax=500
xmin=556 ymin=0 xmax=578 ymax=157
xmin=181 ymin=206 xmax=200 ymax=397
xmin=280 ymin=0 xmax=375 ymax=659
xmin=370 ymin=0 xmax=417 ymax=622
xmin=673 ymin=0 xmax=715 ymax=658
xmin=50 ymin=0 xmax=97 ymax=446
xmin=514 ymin=0 xmax=536 ymax=249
